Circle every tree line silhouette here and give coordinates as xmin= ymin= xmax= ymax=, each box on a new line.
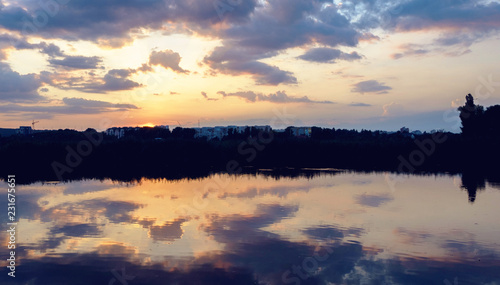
xmin=459 ymin=94 xmax=500 ymax=138
xmin=0 ymin=94 xmax=499 ymax=193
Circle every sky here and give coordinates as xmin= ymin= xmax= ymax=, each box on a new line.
xmin=0 ymin=0 xmax=500 ymax=132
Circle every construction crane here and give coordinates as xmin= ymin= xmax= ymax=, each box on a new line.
xmin=32 ymin=120 xmax=39 ymax=130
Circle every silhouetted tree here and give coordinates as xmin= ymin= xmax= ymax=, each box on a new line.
xmin=484 ymin=105 xmax=500 ymax=137
xmin=458 ymin=94 xmax=485 ymax=137
xmin=461 ymin=171 xmax=486 ymax=203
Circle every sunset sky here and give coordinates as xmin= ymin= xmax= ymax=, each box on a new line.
xmin=1 ymin=0 xmax=499 ymax=131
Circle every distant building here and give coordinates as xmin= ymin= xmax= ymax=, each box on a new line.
xmin=194 ymin=126 xmax=228 ymax=140
xmin=252 ymin=125 xmax=272 ymax=133
xmin=194 ymin=125 xmax=272 ymax=140
xmin=399 ymin=127 xmax=410 ymax=134
xmin=411 ymin=130 xmax=422 ymax=136
xmin=0 ymin=128 xmax=18 ymax=137
xmin=17 ymin=126 xmax=32 ymax=135
xmin=106 ymin=127 xmax=125 ymax=139
xmin=290 ymin=127 xmax=312 ymax=138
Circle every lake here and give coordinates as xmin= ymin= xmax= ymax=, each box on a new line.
xmin=2 ymin=171 xmax=500 ymax=284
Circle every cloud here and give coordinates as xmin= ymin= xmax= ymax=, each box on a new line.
xmin=149 ymin=49 xmax=189 ymax=74
xmin=38 ymin=42 xmax=65 ymax=57
xmin=352 ymin=80 xmax=392 ymax=94
xmin=346 ymin=0 xmax=500 ymax=33
xmin=49 ymin=55 xmax=103 ymax=69
xmin=340 ymin=0 xmax=500 ymax=55
xmin=217 ymin=90 xmax=334 ymax=104
xmin=0 ymin=34 xmax=66 ymax=59
xmin=354 ymin=193 xmax=393 ymax=207
xmin=203 ymin=0 xmax=360 ymax=85
xmin=136 ymin=63 xmax=153 ymax=73
xmin=0 ymin=0 xmax=259 ymax=46
xmin=201 ymin=91 xmax=218 ymax=101
xmin=386 ymin=0 xmax=500 ymax=33
xmin=51 ymin=223 xmax=102 ymax=237
xmin=203 ymin=46 xmax=297 ymax=85
xmin=302 ymin=225 xmax=364 ymax=240
xmin=48 ymin=69 xmax=142 ymax=93
xmin=382 ymin=102 xmax=405 ymax=116
xmin=390 ymin=36 xmax=478 ymax=59
xmin=391 ymin=43 xmax=430 ymax=59
xmin=203 ymin=204 xmax=299 ymax=245
xmin=349 ymin=102 xmax=372 ymax=107
xmin=99 ymin=69 xmax=142 ymax=91
xmin=62 ymin=97 xmax=138 ymax=109
xmin=149 ymin=218 xmax=186 ymax=242
xmin=0 ymin=62 xmax=45 ymax=102
xmin=298 ymin=47 xmax=362 ymax=63
xmin=0 ymin=97 xmax=138 ymax=117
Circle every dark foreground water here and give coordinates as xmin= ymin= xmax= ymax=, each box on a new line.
xmin=1 ymin=171 xmax=500 ymax=285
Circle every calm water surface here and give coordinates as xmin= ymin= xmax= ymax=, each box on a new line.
xmin=2 ymin=172 xmax=500 ymax=284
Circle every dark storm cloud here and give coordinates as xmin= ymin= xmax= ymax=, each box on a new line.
xmin=298 ymin=48 xmax=362 ymax=63
xmin=0 ymin=62 xmax=45 ymax=102
xmin=351 ymin=80 xmax=392 ymax=94
xmin=217 ymin=90 xmax=334 ymax=104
